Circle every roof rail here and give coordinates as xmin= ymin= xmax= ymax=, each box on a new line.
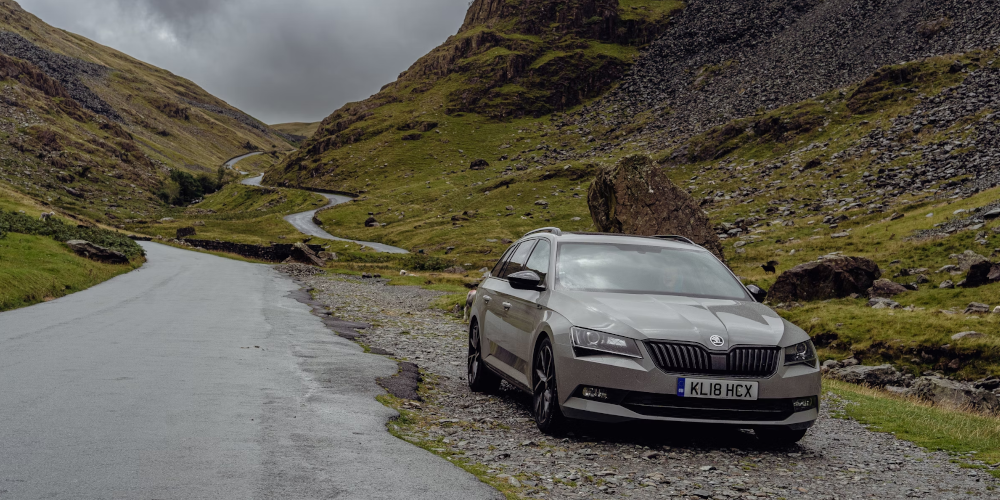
xmin=524 ymin=227 xmax=562 ymax=237
xmin=652 ymin=235 xmax=696 ymax=245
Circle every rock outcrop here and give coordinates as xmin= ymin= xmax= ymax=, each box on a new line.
xmin=867 ymin=279 xmax=908 ymax=299
xmin=825 ymin=362 xmax=1000 ymax=414
xmin=911 ymin=375 xmax=1000 ymax=414
xmin=769 ymin=256 xmax=881 ymax=303
xmin=66 ymin=240 xmax=129 ymax=264
xmin=587 ymin=155 xmax=724 ymax=259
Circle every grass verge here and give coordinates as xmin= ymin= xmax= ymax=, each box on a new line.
xmin=826 ymin=379 xmax=1000 ymax=477
xmin=378 ymin=386 xmax=525 ymax=500
xmin=0 ymin=232 xmax=142 ymax=311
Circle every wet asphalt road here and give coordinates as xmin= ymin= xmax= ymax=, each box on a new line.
xmin=0 ymin=242 xmax=498 ymax=499
xmin=241 ymin=174 xmax=407 ymax=254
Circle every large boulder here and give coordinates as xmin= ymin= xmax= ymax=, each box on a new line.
xmin=953 ymin=250 xmax=989 ymax=272
xmin=587 ymin=155 xmax=724 ymax=259
xmin=962 ymin=260 xmax=1000 ymax=288
xmin=769 ymin=256 xmax=881 ymax=303
xmin=176 ymin=227 xmax=196 ymax=239
xmin=66 ymin=240 xmax=129 ymax=264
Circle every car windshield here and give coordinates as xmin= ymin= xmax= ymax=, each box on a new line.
xmin=556 ymin=242 xmax=749 ymax=300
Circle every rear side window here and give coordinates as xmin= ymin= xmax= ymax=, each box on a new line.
xmin=500 ymin=240 xmax=536 ymax=279
xmin=524 ymin=239 xmax=551 ymax=283
xmin=491 ymin=244 xmax=518 ymax=277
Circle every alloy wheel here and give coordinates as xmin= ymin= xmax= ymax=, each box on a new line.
xmin=533 ymin=341 xmax=557 ymax=426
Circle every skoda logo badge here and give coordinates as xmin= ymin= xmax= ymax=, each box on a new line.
xmin=709 ymin=335 xmax=725 ymax=347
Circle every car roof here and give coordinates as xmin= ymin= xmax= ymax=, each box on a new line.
xmin=518 ymin=230 xmax=710 ymax=253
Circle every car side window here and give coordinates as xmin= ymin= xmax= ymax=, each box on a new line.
xmin=500 ymin=240 xmax=536 ymax=279
xmin=524 ymin=239 xmax=550 ymax=283
xmin=491 ymin=244 xmax=518 ymax=277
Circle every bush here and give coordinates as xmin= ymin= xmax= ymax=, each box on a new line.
xmin=0 ymin=210 xmax=144 ymax=259
xmin=156 ymin=168 xmax=225 ymax=206
xmin=401 ymin=254 xmax=451 ymax=271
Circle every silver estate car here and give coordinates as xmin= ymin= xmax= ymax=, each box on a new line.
xmin=467 ymin=228 xmax=821 ymax=444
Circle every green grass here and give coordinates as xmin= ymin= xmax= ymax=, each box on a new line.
xmin=618 ymin=0 xmax=685 ymax=22
xmin=827 ymin=379 xmax=1000 ymax=476
xmin=270 ymin=121 xmax=322 ymax=139
xmin=0 ymin=232 xmax=141 ymax=311
xmin=0 ymin=184 xmax=143 ymax=311
xmin=127 ymin=182 xmax=329 ymax=245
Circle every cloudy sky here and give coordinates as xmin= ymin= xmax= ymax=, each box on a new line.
xmin=18 ymin=0 xmax=470 ymax=124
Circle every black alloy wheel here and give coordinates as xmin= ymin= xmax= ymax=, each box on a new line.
xmin=533 ymin=337 xmax=565 ymax=434
xmin=467 ymin=321 xmax=500 ymax=392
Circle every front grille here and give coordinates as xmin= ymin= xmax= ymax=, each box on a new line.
xmin=645 ymin=342 xmax=780 ymax=378
xmin=620 ymin=392 xmax=795 ymax=421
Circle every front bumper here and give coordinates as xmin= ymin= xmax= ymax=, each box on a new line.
xmin=554 ymin=337 xmax=821 ymax=430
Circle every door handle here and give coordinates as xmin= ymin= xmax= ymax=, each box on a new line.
xmin=502 ymin=302 xmax=512 ymax=311
xmin=483 ymin=295 xmax=491 ymax=304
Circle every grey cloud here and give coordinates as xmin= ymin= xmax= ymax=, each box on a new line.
xmin=17 ymin=0 xmax=470 ymax=123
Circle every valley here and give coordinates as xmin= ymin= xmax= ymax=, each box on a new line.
xmin=3 ymin=0 xmax=1000 ymax=498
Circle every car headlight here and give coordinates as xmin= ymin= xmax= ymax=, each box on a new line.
xmin=570 ymin=327 xmax=642 ymax=358
xmin=784 ymin=340 xmax=817 ymax=366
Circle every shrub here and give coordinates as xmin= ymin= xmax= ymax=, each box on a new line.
xmin=156 ymin=169 xmax=224 ymax=206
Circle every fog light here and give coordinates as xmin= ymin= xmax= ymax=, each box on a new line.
xmin=793 ymin=396 xmax=818 ymax=411
xmin=582 ymin=387 xmax=608 ymax=400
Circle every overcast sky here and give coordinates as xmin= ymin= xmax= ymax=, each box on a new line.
xmin=18 ymin=0 xmax=470 ymax=124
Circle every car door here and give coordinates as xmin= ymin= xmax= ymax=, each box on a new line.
xmin=479 ymin=244 xmax=518 ymax=364
xmin=485 ymin=240 xmax=536 ymax=386
xmin=503 ymin=238 xmax=551 ymax=369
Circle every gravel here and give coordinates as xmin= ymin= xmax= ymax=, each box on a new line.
xmin=281 ymin=266 xmax=1000 ymax=499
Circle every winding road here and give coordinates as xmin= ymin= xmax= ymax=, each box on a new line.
xmin=225 ymin=151 xmax=264 ymax=173
xmin=0 ymin=242 xmax=497 ymax=499
xmin=242 ymin=174 xmax=407 ymax=254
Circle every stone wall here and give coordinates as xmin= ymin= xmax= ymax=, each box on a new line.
xmin=184 ymin=239 xmax=324 ymax=262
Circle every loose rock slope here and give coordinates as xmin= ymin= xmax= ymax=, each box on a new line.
xmin=587 ymin=0 xmax=1000 ymax=142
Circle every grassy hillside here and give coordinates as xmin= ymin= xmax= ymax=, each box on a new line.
xmin=0 ymin=0 xmax=292 ymax=225
xmin=261 ymin=0 xmax=680 ymax=255
xmin=270 ymin=121 xmax=321 ymax=143
xmin=128 ymin=181 xmax=329 ymax=246
xmin=0 ymin=182 xmax=141 ymax=311
xmin=253 ymin=0 xmax=1000 ymax=378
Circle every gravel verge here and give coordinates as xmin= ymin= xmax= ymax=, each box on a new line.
xmin=279 ymin=265 xmax=999 ymax=499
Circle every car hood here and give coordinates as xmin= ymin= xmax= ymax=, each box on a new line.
xmin=554 ymin=291 xmax=800 ymax=350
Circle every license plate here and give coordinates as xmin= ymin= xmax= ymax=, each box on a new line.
xmin=677 ymin=377 xmax=758 ymax=400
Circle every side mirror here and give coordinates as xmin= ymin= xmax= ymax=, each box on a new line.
xmin=508 ymin=271 xmax=544 ymax=291
xmin=746 ymin=284 xmax=768 ymax=303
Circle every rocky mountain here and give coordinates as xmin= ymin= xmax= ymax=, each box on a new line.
xmin=0 ymin=0 xmax=291 ymax=224
xmin=267 ymin=0 xmax=676 ymax=188
xmin=573 ymin=0 xmax=1000 ymax=208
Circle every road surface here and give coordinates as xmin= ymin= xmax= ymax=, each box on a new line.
xmin=225 ymin=152 xmax=264 ymax=173
xmin=0 ymin=242 xmax=497 ymax=499
xmin=242 ymin=174 xmax=407 ymax=254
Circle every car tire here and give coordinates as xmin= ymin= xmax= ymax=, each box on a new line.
xmin=533 ymin=337 xmax=565 ymax=434
xmin=467 ymin=320 xmax=501 ymax=393
xmin=755 ymin=427 xmax=808 ymax=446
